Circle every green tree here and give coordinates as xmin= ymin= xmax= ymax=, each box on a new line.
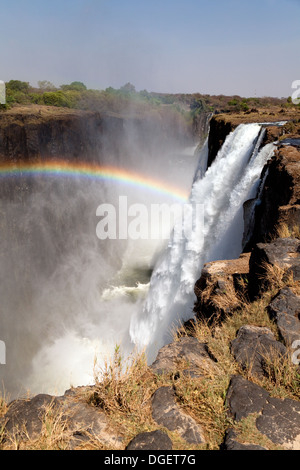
xmin=6 ymin=80 xmax=29 ymax=93
xmin=60 ymin=81 xmax=87 ymax=92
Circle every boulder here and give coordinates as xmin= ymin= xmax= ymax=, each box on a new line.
xmin=231 ymin=325 xmax=287 ymax=377
xmin=150 ymin=336 xmax=218 ymax=378
xmin=226 ymin=375 xmax=300 ymax=450
xmin=2 ymin=390 xmax=123 ymax=449
xmin=3 ymin=394 xmax=58 ymax=439
xmin=194 ymin=253 xmax=250 ymax=320
xmin=256 ymin=397 xmax=300 ymax=450
xmin=226 ymin=375 xmax=269 ymax=421
xmin=268 ymin=287 xmax=300 ymax=347
xmin=151 ymin=386 xmax=205 ymax=445
xmin=126 ymin=430 xmax=173 ymax=451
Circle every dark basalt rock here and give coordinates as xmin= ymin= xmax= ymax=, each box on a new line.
xmin=126 ymin=430 xmax=173 ymax=451
xmin=226 ymin=375 xmax=269 ymax=422
xmin=223 ymin=428 xmax=267 ymax=451
xmin=150 ymin=336 xmax=218 ymax=379
xmin=3 ymin=394 xmax=58 ymax=439
xmin=151 ymin=386 xmax=205 ymax=445
xmin=246 ymin=145 xmax=300 ymax=249
xmin=268 ymin=287 xmax=300 ymax=347
xmin=256 ymin=397 xmax=300 ymax=449
xmin=226 ymin=375 xmax=300 ymax=450
xmin=231 ymin=325 xmax=287 ymax=378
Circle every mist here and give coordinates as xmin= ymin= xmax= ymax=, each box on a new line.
xmin=0 ymin=111 xmax=199 ymax=398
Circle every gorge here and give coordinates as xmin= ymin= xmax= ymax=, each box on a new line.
xmin=0 ymin=103 xmax=300 ymax=450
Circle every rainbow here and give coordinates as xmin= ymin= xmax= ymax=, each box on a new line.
xmin=0 ymin=161 xmax=189 ymax=202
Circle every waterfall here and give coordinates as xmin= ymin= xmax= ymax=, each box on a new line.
xmin=130 ymin=123 xmax=275 ymax=362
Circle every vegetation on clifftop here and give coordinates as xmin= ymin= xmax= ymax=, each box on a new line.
xmin=1 ymin=79 xmax=299 ymax=129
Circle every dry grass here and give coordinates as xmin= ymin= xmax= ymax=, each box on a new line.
xmin=1 ymin=400 xmax=73 ymax=450
xmin=1 ymin=255 xmax=299 ymax=450
xmin=276 ymin=222 xmax=300 ymax=239
xmin=232 ymin=414 xmax=284 ymax=450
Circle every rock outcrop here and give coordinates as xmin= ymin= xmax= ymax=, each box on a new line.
xmin=194 ymin=253 xmax=250 ymax=320
xmin=246 ymin=145 xmax=300 ymax=249
xmin=248 ymin=237 xmax=300 ymax=298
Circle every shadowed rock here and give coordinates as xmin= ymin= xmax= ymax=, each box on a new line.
xmin=194 ymin=253 xmax=250 ymax=320
xmin=126 ymin=430 xmax=173 ymax=451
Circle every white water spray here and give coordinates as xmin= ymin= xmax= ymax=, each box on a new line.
xmin=130 ymin=124 xmax=275 ymax=361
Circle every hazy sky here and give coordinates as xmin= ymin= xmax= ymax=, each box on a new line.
xmin=0 ymin=0 xmax=299 ymax=97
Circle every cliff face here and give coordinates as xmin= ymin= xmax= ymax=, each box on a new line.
xmin=0 ymin=106 xmax=106 ymax=163
xmin=247 ymin=145 xmax=300 ymax=247
xmin=207 ymin=108 xmax=300 ymax=169
xmin=207 ymin=117 xmax=235 ymax=168
xmin=0 ymin=105 xmax=194 ymax=166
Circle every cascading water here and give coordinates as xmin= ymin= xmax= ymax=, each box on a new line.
xmin=0 ymin=118 xmax=277 ymax=399
xmin=0 ymin=137 xmax=200 ymax=398
xmin=130 ymin=123 xmax=276 ymax=362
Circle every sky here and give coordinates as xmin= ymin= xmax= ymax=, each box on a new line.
xmin=0 ymin=0 xmax=299 ymax=97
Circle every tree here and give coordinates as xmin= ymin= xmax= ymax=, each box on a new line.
xmin=120 ymin=82 xmax=136 ymax=94
xmin=6 ymin=80 xmax=29 ymax=92
xmin=60 ymin=81 xmax=87 ymax=92
xmin=38 ymin=80 xmax=56 ymax=91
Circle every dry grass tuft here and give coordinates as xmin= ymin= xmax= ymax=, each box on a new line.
xmin=275 ymin=222 xmax=300 ymax=240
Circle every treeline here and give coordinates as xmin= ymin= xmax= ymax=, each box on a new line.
xmin=0 ymin=79 xmax=296 ymax=119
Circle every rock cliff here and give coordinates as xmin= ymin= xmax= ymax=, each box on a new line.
xmin=0 ymin=104 xmax=193 ymax=165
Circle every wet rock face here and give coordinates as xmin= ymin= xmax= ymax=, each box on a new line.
xmin=0 ymin=109 xmax=105 ymax=163
xmin=207 ymin=117 xmax=234 ymax=168
xmin=247 ymin=145 xmax=300 ymax=248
